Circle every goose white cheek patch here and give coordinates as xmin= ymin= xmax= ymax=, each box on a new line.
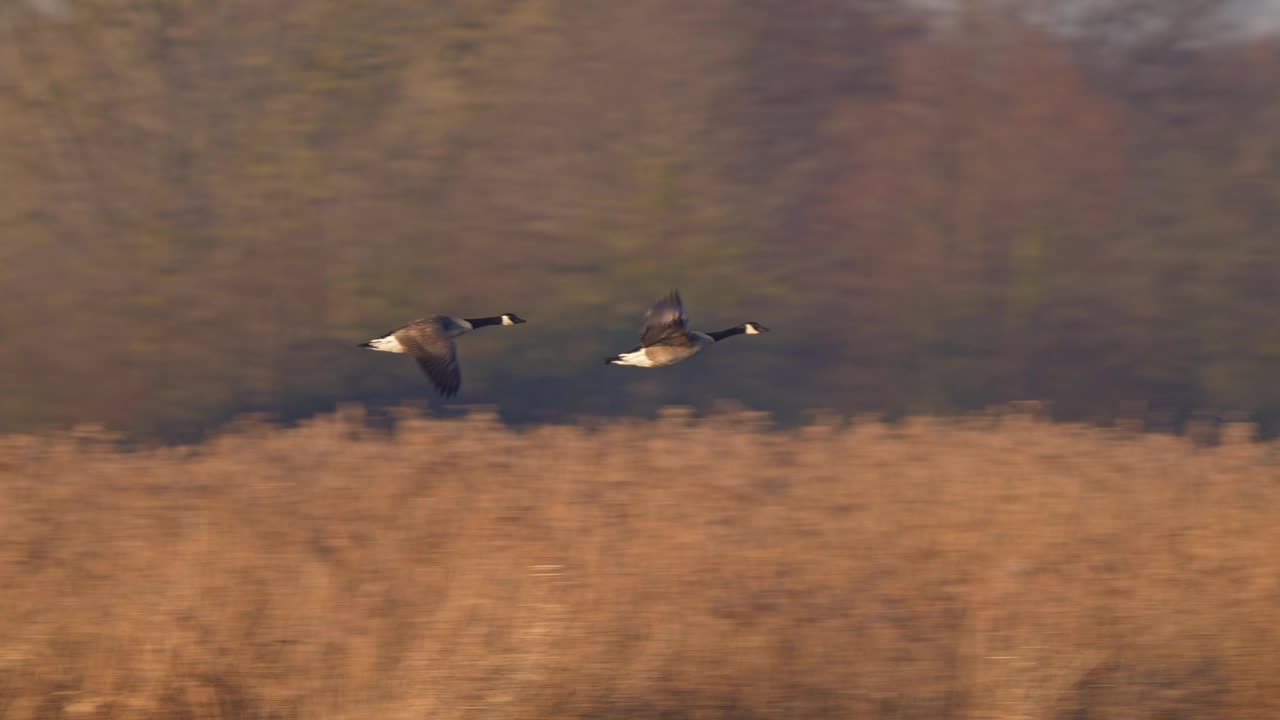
xmin=745 ymin=324 xmax=761 ymax=335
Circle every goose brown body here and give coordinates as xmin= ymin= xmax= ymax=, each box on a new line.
xmin=360 ymin=313 xmax=526 ymax=397
xmin=605 ymin=291 xmax=768 ymax=368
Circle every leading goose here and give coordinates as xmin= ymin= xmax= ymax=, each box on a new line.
xmin=605 ymin=291 xmax=768 ymax=368
xmin=359 ymin=313 xmax=526 ymax=397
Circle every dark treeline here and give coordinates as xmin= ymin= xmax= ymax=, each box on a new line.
xmin=2 ymin=0 xmax=1278 ymax=440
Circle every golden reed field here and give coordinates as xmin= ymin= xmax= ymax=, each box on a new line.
xmin=2 ymin=404 xmax=1279 ymax=720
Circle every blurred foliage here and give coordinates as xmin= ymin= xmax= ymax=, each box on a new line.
xmin=0 ymin=0 xmax=1278 ymax=439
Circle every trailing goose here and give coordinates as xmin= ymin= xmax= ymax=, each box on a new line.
xmin=604 ymin=290 xmax=768 ymax=368
xmin=359 ymin=313 xmax=526 ymax=397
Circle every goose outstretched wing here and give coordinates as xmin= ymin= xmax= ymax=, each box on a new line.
xmin=398 ymin=319 xmax=462 ymax=397
xmin=639 ymin=290 xmax=689 ymax=347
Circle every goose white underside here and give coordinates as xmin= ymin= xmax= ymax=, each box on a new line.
xmin=610 ymin=348 xmax=659 ymax=367
xmin=366 ymin=335 xmax=406 ymax=353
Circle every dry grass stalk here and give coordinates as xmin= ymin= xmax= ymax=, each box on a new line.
xmin=1 ymin=406 xmax=1278 ymax=719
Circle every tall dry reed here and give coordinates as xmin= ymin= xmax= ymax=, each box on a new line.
xmin=2 ymin=405 xmax=1278 ymax=719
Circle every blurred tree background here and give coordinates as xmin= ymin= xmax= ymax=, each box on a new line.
xmin=1 ymin=0 xmax=1278 ymax=440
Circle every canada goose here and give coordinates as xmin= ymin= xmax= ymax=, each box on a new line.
xmin=359 ymin=313 xmax=526 ymax=397
xmin=604 ymin=291 xmax=769 ymax=368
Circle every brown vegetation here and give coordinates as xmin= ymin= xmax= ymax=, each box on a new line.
xmin=3 ymin=405 xmax=1278 ymax=719
xmin=2 ymin=1 xmax=1280 ymax=439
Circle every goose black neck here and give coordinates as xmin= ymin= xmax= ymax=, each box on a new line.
xmin=707 ymin=325 xmax=747 ymax=342
xmin=464 ymin=316 xmax=505 ymax=328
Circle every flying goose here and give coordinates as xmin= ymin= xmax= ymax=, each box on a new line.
xmin=359 ymin=313 xmax=526 ymax=397
xmin=604 ymin=291 xmax=768 ymax=368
